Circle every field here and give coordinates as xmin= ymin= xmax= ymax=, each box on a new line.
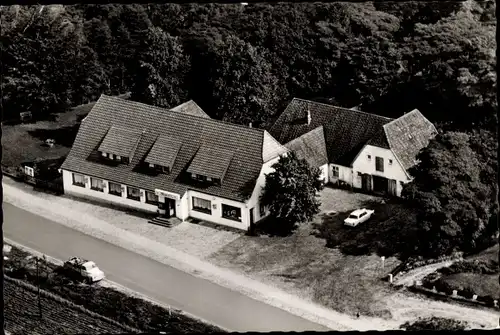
xmin=4 ymin=244 xmax=224 ymax=334
xmin=209 ymin=188 xmax=408 ymax=318
xmin=5 ymin=278 xmax=136 ymax=335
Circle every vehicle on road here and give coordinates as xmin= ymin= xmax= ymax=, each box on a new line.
xmin=344 ymin=208 xmax=375 ymax=227
xmin=63 ymin=257 xmax=105 ymax=283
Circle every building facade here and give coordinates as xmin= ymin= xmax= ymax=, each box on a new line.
xmin=61 ymin=95 xmax=288 ymax=231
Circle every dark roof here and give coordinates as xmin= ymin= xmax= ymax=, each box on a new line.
xmin=284 ymin=126 xmax=328 ymax=168
xmin=383 ymin=109 xmax=438 ymax=171
xmin=170 ymin=100 xmax=210 ymax=119
xmin=269 ymin=98 xmax=393 ymax=166
xmin=61 ymin=95 xmax=287 ymax=201
xmin=98 ymin=126 xmax=142 ymax=158
xmin=144 ymin=135 xmax=182 ymax=169
xmin=187 ymin=145 xmax=233 ymax=180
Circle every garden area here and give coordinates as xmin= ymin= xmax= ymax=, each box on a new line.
xmin=210 ymin=188 xmax=409 ymax=319
xmin=420 ymin=244 xmax=499 ymax=305
xmin=4 ymin=243 xmax=224 ymax=334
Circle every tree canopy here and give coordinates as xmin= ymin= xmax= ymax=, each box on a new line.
xmin=260 ymin=152 xmax=324 ymax=235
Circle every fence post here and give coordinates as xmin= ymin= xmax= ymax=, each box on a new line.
xmin=388 ymin=274 xmax=393 ymax=284
xmin=452 ymin=290 xmax=458 ymax=297
xmin=472 ymin=295 xmax=478 ymax=301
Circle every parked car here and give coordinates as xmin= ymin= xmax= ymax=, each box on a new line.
xmin=344 ymin=208 xmax=375 ymax=227
xmin=63 ymin=257 xmax=105 ymax=283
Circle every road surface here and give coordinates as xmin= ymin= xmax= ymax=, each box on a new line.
xmin=3 ymin=202 xmax=330 ymax=332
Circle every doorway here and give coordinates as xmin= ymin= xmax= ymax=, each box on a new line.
xmin=372 ymin=175 xmax=389 ymax=195
xmin=159 ymin=198 xmax=176 ymax=218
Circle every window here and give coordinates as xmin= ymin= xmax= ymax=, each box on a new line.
xmin=359 ymin=212 xmax=366 ymax=218
xmin=222 ymin=204 xmax=242 ymax=222
xmin=357 ymin=172 xmax=362 ymax=177
xmin=90 ymin=178 xmax=104 ymax=192
xmin=108 ymin=182 xmax=122 ymax=196
xmin=127 ymin=186 xmax=141 ymax=201
xmin=192 ymin=197 xmax=212 ymax=214
xmin=332 ymin=166 xmax=339 ymax=177
xmin=149 ymin=163 xmax=155 ymax=168
xmin=207 ymin=176 xmax=212 ymax=182
xmin=116 ymin=155 xmax=121 ymax=161
xmin=24 ymin=166 xmax=34 ymax=177
xmin=101 ymin=152 xmax=107 ymax=157
xmin=375 ymin=156 xmax=384 ymax=172
xmin=260 ymin=204 xmax=266 ymax=217
xmin=145 ymin=191 xmax=158 ymax=205
xmin=389 ymin=159 xmax=393 ymax=165
xmin=110 ymin=153 xmax=115 ymax=160
xmin=162 ymin=166 xmax=169 ymax=174
xmin=213 ymin=178 xmax=221 ymax=186
xmin=72 ymin=173 xmax=85 ymax=187
xmin=367 ymin=155 xmax=371 ymax=160
xmin=193 ymin=174 xmax=207 ymax=182
xmin=122 ymin=157 xmax=129 ymax=164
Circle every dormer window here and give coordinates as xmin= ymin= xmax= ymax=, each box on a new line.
xmin=102 ymin=152 xmax=107 ymax=157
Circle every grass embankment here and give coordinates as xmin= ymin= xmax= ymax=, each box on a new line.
xmin=4 ymin=244 xmax=224 ymax=333
xmin=210 ymin=189 xmax=413 ymax=319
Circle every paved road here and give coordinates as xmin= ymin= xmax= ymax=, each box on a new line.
xmin=3 ymin=203 xmax=330 ymax=332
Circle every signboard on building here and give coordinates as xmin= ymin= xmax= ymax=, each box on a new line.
xmin=154 ymin=189 xmax=180 ymax=201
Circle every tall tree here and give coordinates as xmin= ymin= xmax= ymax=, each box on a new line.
xmin=402 ymin=132 xmax=495 ymax=256
xmin=260 ymin=152 xmax=324 ymax=235
xmin=129 ymin=27 xmax=190 ymax=108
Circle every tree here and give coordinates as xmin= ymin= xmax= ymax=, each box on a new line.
xmin=129 ymin=27 xmax=190 ymax=108
xmin=402 ymin=132 xmax=495 ymax=257
xmin=260 ymin=152 xmax=324 ymax=235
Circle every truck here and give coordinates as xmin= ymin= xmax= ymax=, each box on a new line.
xmin=63 ymin=257 xmax=105 ymax=284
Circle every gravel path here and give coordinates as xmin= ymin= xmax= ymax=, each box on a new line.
xmin=393 ymin=260 xmax=457 ymax=287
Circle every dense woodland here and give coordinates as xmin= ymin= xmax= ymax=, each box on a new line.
xmin=1 ymin=2 xmax=497 ymax=257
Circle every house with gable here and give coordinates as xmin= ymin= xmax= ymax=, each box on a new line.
xmin=60 ymin=95 xmax=288 ymax=231
xmin=269 ymin=98 xmax=438 ymax=197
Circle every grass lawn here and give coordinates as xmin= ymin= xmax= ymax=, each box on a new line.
xmin=439 ymin=244 xmax=499 ymax=300
xmin=209 ymin=188 xmax=410 ymax=319
xmin=1 ymin=93 xmax=129 ymax=168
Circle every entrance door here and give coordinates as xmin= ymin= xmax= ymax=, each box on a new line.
xmin=168 ymin=198 xmax=176 ymax=217
xmin=250 ymin=208 xmax=255 ymax=226
xmin=372 ymin=175 xmax=389 ymax=194
xmin=388 ymin=179 xmax=397 ymax=196
xmin=361 ymin=174 xmax=372 ymax=192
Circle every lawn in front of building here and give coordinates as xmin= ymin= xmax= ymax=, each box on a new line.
xmin=209 ymin=187 xmax=410 ymax=319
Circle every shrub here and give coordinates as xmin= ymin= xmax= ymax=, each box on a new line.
xmin=400 ymin=317 xmax=467 ymax=331
xmin=434 ymin=278 xmax=454 ymax=295
xmin=459 ymin=286 xmax=475 ymax=299
xmin=477 ymin=295 xmax=495 ymax=306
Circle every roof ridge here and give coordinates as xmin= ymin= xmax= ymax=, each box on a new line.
xmin=100 ymin=95 xmax=265 ymax=134
xmin=383 ymin=108 xmax=421 ymax=128
xmin=292 ymin=98 xmax=394 ymax=121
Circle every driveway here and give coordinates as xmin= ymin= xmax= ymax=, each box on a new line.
xmin=319 ymin=187 xmax=384 ymax=214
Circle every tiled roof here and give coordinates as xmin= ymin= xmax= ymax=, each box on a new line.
xmin=144 ymin=135 xmax=182 ymax=169
xmin=61 ymin=95 xmax=286 ymax=201
xmin=170 ymin=100 xmax=210 ymax=119
xmin=187 ymin=145 xmax=233 ymax=180
xmin=98 ymin=126 xmax=142 ymax=158
xmin=284 ymin=126 xmax=328 ymax=168
xmin=269 ymin=98 xmax=393 ymax=166
xmin=383 ymin=109 xmax=438 ymax=171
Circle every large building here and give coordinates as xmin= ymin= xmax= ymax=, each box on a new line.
xmin=270 ymin=98 xmax=437 ymax=197
xmin=60 ymin=95 xmax=288 ymax=231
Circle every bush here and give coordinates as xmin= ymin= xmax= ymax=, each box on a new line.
xmin=440 ymin=260 xmax=499 ymax=275
xmin=477 ymin=295 xmax=495 ymax=306
xmin=434 ymin=278 xmax=454 ymax=295
xmin=459 ymin=286 xmax=475 ymax=299
xmin=400 ymin=317 xmax=467 ymax=331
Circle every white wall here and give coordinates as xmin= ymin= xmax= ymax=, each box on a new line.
xmin=318 ymin=164 xmax=328 ymax=184
xmin=187 ymin=190 xmax=248 ymax=230
xmin=62 ymin=170 xmax=158 ymax=213
xmin=351 ymin=145 xmax=410 ymax=196
xmin=329 ymin=164 xmax=353 ymax=184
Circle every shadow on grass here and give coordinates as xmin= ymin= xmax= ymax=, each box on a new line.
xmin=251 ymin=216 xmax=298 ymax=237
xmin=28 ymin=124 xmax=81 ymax=148
xmin=312 ymin=198 xmax=418 ymax=258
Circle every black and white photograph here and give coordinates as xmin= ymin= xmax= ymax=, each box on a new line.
xmin=1 ymin=1 xmax=498 ymax=333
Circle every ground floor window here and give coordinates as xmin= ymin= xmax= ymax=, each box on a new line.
xmin=90 ymin=177 xmax=104 ymax=192
xmin=145 ymin=191 xmax=159 ymax=205
xmin=108 ymin=182 xmax=122 ymax=196
xmin=259 ymin=204 xmax=266 ymax=217
xmin=192 ymin=197 xmax=211 ymax=214
xmin=332 ymin=166 xmax=339 ymax=177
xmin=127 ymin=186 xmax=141 ymax=201
xmin=222 ymin=204 xmax=242 ymax=222
xmin=72 ymin=173 xmax=85 ymax=187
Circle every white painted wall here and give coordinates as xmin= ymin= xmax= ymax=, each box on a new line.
xmin=329 ymin=164 xmax=353 ymax=184
xmin=351 ymin=145 xmax=410 ymax=196
xmin=187 ymin=190 xmax=248 ymax=230
xmin=62 ymin=170 xmax=158 ymax=213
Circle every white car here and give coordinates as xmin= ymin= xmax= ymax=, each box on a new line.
xmin=63 ymin=257 xmax=105 ymax=283
xmin=344 ymin=208 xmax=375 ymax=227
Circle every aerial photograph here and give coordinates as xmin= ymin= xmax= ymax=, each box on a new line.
xmin=1 ymin=1 xmax=498 ymax=333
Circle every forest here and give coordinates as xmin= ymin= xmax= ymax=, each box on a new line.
xmin=0 ymin=1 xmax=497 ymax=256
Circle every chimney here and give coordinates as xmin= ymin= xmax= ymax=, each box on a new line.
xmin=249 ymin=122 xmax=252 ymax=128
